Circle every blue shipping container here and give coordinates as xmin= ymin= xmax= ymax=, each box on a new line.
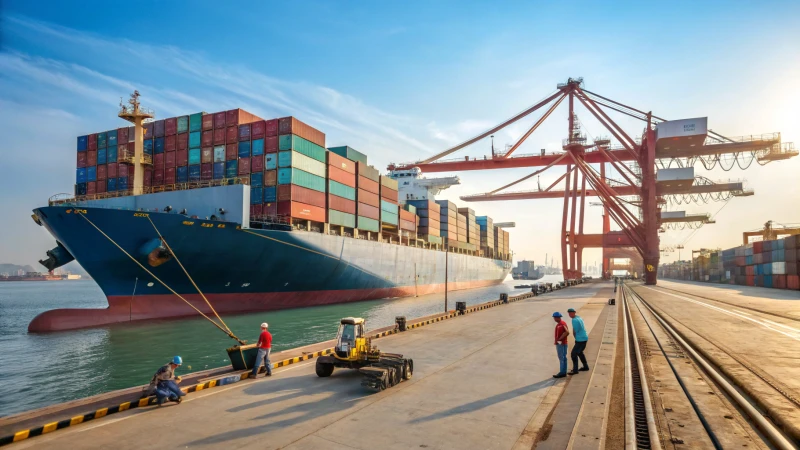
xmin=188 ymin=148 xmax=201 ymax=165
xmin=107 ymin=130 xmax=117 ymax=147
xmin=251 ymin=187 xmax=263 ymax=204
xmin=97 ymin=132 xmax=108 ymax=148
xmin=177 ymin=166 xmax=188 ymax=183
xmin=213 ymin=162 xmax=225 ymax=180
xmin=189 ymin=131 xmax=201 ymax=149
xmin=250 ymin=172 xmax=263 ymax=187
xmin=75 ymin=183 xmax=87 ymax=196
xmin=238 ymin=141 xmax=251 ymax=158
xmin=97 ymin=148 xmax=107 ymax=165
xmin=189 ymin=165 xmax=201 ymax=181
xmin=77 ymin=136 xmax=88 ymax=152
xmin=252 ymin=138 xmax=264 ymax=156
xmin=764 ymin=275 xmax=773 ymax=288
xmin=87 ymin=166 xmax=96 ymax=182
xmin=76 ymin=168 xmax=88 ymax=183
xmin=107 ymin=145 xmax=118 ymax=163
xmin=144 ymin=139 xmax=154 ymax=155
xmin=118 ymin=177 xmax=128 ymax=190
xmin=155 ymin=137 xmax=165 ymax=154
xmin=265 ymin=153 xmax=277 ymax=170
xmin=225 ymin=160 xmax=238 ymax=178
xmin=264 ymin=186 xmax=277 ymax=202
xmin=107 ymin=178 xmax=117 ymax=191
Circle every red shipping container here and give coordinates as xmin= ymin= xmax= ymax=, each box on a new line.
xmin=328 ymin=195 xmax=356 ymax=215
xmin=226 ymin=126 xmax=238 ymax=143
xmin=77 ymin=152 xmax=87 ymax=168
xmin=202 ymin=114 xmax=214 ymax=131
xmin=277 ymin=201 xmax=326 ymax=222
xmin=400 ymin=220 xmax=415 ymax=231
xmin=250 ymin=121 xmax=265 ymax=139
xmin=154 ymin=153 xmax=165 ymax=168
xmin=107 ymin=163 xmax=118 ymax=178
xmin=165 ymin=135 xmax=176 ymax=152
xmin=88 ymin=134 xmax=97 ymax=151
xmin=788 ymin=275 xmax=800 ymax=290
xmin=226 ymin=108 xmax=261 ymax=127
xmin=278 ymin=117 xmax=325 ymax=148
xmin=214 ymin=112 xmax=226 ymax=129
xmin=327 ymin=152 xmax=356 ymax=174
xmin=278 ymin=184 xmax=326 ymax=208
xmin=202 ymin=130 xmax=213 ymax=147
xmin=328 ymin=166 xmax=356 ymax=187
xmin=201 ymin=147 xmax=213 ymax=164
xmin=226 ymin=143 xmax=238 ymax=160
xmin=201 ymin=163 xmax=213 ymax=180
xmin=754 ymin=241 xmax=763 ymax=253
xmin=357 ymin=202 xmax=380 ymax=220
xmin=381 ymin=187 xmax=399 ymax=203
xmin=213 ymin=128 xmax=225 ymax=146
xmin=143 ymin=168 xmax=153 ymax=187
xmin=118 ymin=164 xmax=129 ymax=178
xmin=143 ymin=122 xmax=154 ymax=139
xmin=238 ymin=157 xmax=251 ymax=175
xmin=264 ymin=202 xmax=277 ymax=216
xmin=358 ymin=176 xmax=379 ymax=195
xmin=87 ymin=150 xmax=97 ymax=166
xmin=153 ymin=168 xmax=164 ymax=185
xmin=774 ymin=275 xmax=787 ymax=289
xmin=264 ymin=170 xmax=277 ymax=186
xmin=117 ymin=127 xmax=129 ymax=144
xmin=154 ymin=120 xmax=165 ymax=138
xmin=165 ymin=167 xmax=176 ymax=184
xmin=177 ymin=132 xmax=188 ymax=151
xmin=251 ymin=155 xmax=264 ymax=172
xmin=251 ymin=204 xmax=263 ymax=217
xmin=238 ymin=124 xmax=251 ymax=142
xmin=265 ymin=119 xmax=279 ymax=137
xmin=165 ymin=152 xmax=176 ymax=168
xmin=176 ymin=149 xmax=188 ymax=166
xmin=357 ymin=189 xmax=380 ymax=207
xmin=265 ymin=136 xmax=278 ymax=153
xmin=165 ymin=117 xmax=177 ymax=136
xmin=97 ymin=164 xmax=107 ymax=180
xmin=96 ymin=180 xmax=106 ymax=193
xmin=87 ymin=181 xmax=96 ymax=195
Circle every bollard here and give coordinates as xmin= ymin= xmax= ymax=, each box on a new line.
xmin=455 ymin=301 xmax=467 ymax=315
xmin=500 ymin=293 xmax=509 ymax=304
xmin=608 ymin=298 xmax=615 ymax=305
xmin=395 ymin=316 xmax=407 ymax=332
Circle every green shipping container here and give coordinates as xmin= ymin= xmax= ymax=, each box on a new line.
xmin=278 ymin=135 xmax=327 ymax=163
xmin=329 ymin=180 xmax=356 ymax=201
xmin=177 ymin=116 xmax=189 ymax=134
xmin=403 ymin=204 xmax=416 ymax=214
xmin=277 ymin=151 xmax=327 ymax=178
xmin=329 ymin=210 xmax=356 ymax=228
xmin=277 ymin=168 xmax=326 ymax=193
xmin=381 ymin=211 xmax=399 ymax=225
xmin=381 ymin=199 xmax=398 ymax=214
xmin=358 ymin=216 xmax=380 ymax=232
xmin=189 ymin=113 xmax=203 ymax=133
xmin=189 ymin=131 xmax=201 ymax=149
xmin=328 ymin=146 xmax=367 ymax=165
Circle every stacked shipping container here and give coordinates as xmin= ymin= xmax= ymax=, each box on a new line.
xmin=477 ymin=216 xmax=495 ymax=257
xmin=407 ymin=200 xmax=442 ymax=244
xmin=355 ymin=162 xmax=381 ymax=232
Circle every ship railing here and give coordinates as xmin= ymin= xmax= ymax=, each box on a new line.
xmin=53 ymin=177 xmax=252 ymax=205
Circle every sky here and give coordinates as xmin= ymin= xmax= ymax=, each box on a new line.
xmin=1 ymin=0 xmax=799 ymax=272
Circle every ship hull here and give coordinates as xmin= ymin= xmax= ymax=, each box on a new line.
xmin=30 ymin=206 xmax=511 ymax=332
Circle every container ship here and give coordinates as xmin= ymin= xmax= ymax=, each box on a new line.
xmin=29 ymin=93 xmax=512 ymax=332
xmin=511 ymin=260 xmax=543 ymax=281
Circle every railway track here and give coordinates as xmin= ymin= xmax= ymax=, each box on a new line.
xmin=621 ymin=283 xmax=798 ymax=450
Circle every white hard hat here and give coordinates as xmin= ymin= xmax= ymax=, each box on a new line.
xmin=261 ymin=322 xmax=268 ymax=328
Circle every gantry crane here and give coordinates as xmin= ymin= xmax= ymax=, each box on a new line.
xmin=389 ymin=78 xmax=796 ymax=284
xmin=743 ymin=220 xmax=800 ymax=245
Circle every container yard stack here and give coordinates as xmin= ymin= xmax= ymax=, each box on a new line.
xmin=257 ymin=119 xmax=280 ymax=216
xmin=477 ymin=216 xmax=495 ymax=258
xmin=354 ymin=162 xmax=381 ymax=238
xmin=458 ymin=207 xmax=479 ymax=246
xmin=436 ymin=200 xmax=458 ymax=243
xmin=378 ymin=174 xmax=400 ymax=241
xmin=325 ymin=151 xmax=358 ymax=232
xmin=455 ymin=209 xmax=468 ymax=243
xmin=399 ymin=203 xmax=418 ymax=244
xmin=407 ymin=199 xmax=442 ymax=246
xmin=276 ymin=118 xmax=328 ymax=229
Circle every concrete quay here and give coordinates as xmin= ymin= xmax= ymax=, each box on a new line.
xmin=3 ymin=282 xmax=617 ymax=450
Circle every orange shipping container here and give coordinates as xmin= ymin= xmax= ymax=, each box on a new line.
xmin=327 ymin=152 xmax=356 ymax=174
xmin=278 ymin=116 xmax=325 ymax=148
xmin=201 ymin=147 xmax=213 ymax=164
xmin=226 ymin=108 xmax=262 ymax=127
xmin=358 ymin=176 xmax=379 ymax=195
xmin=328 ymin=195 xmax=356 ymax=215
xmin=328 ymin=165 xmax=356 ymax=187
xmin=357 ymin=189 xmax=380 ymax=207
xmin=357 ymin=203 xmax=380 ymax=220
xmin=381 ymin=187 xmax=398 ymax=203
xmin=399 ymin=209 xmax=416 ymax=222
xmin=264 ymin=170 xmax=277 ymax=186
xmin=277 ymin=201 xmax=326 ymax=222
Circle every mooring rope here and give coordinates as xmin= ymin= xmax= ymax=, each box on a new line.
xmin=76 ymin=212 xmax=245 ymax=344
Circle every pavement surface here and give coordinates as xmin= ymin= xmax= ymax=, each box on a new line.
xmin=11 ymin=282 xmax=614 ymax=450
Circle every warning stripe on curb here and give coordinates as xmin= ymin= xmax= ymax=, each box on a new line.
xmin=1 ymin=289 xmax=545 ymax=446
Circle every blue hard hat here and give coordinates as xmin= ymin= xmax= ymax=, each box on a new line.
xmin=172 ymin=356 xmax=183 ymax=365
xmin=552 ymin=312 xmax=562 ymax=317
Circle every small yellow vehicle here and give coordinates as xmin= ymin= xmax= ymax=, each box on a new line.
xmin=315 ymin=317 xmax=413 ymax=391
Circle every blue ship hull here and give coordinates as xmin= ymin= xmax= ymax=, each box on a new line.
xmin=30 ymin=206 xmax=511 ymax=331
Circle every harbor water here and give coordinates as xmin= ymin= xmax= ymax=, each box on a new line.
xmin=0 ymin=275 xmax=564 ymax=417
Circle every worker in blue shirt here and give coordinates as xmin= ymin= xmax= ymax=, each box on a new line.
xmin=567 ymin=308 xmax=590 ymax=374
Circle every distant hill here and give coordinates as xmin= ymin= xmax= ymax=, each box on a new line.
xmin=0 ymin=263 xmax=38 ymax=275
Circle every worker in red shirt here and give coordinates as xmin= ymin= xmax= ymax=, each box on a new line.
xmin=552 ymin=312 xmax=569 ymax=378
xmin=251 ymin=322 xmax=273 ymax=378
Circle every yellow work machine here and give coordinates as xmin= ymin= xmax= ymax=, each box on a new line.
xmin=315 ymin=317 xmax=413 ymax=391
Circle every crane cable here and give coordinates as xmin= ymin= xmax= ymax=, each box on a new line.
xmin=146 ymin=216 xmax=235 ymax=338
xmin=77 ymin=212 xmax=245 ymax=344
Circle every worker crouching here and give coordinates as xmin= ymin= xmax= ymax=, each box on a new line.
xmin=145 ymin=356 xmax=187 ymax=406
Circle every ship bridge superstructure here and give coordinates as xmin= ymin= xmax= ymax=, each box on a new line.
xmin=388 ymin=167 xmax=460 ymax=202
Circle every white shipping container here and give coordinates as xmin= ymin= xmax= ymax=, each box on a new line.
xmin=772 ymin=262 xmax=786 ymax=275
xmin=661 ymin=211 xmax=686 ymax=219
xmin=655 ymin=117 xmax=708 ymax=140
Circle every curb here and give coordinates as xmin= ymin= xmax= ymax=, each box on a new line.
xmin=1 ymin=289 xmax=544 ymax=446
